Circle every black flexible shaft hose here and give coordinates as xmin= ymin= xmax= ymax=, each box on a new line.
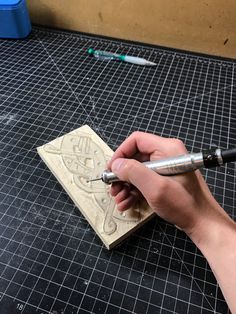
xmin=221 ymin=148 xmax=236 ymax=163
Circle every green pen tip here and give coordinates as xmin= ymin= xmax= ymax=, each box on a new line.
xmin=88 ymin=48 xmax=94 ymax=55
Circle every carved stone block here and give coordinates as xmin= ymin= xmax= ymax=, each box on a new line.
xmin=37 ymin=125 xmax=154 ymax=249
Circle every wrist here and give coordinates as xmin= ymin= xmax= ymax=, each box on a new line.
xmin=187 ymin=206 xmax=236 ymax=254
xmin=187 ymin=207 xmax=236 ymax=314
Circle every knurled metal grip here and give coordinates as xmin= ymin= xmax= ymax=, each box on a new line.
xmin=143 ymin=153 xmax=204 ymax=176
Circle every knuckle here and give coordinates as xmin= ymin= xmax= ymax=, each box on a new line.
xmin=117 ymin=159 xmax=139 ymax=182
xmin=125 ymin=159 xmax=139 ymax=172
xmin=131 ymin=131 xmax=144 ymax=138
xmin=157 ymin=179 xmax=168 ymax=194
xmin=172 ymin=138 xmax=186 ymax=152
xmin=148 ymin=191 xmax=160 ymax=208
xmin=148 ymin=180 xmax=167 ymax=205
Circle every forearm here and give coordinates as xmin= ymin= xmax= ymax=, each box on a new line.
xmin=188 ymin=209 xmax=236 ymax=314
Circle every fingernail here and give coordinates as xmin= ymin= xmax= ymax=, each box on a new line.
xmin=112 ymin=158 xmax=125 ymax=173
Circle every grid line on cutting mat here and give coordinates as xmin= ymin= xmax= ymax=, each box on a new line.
xmin=0 ymin=26 xmax=235 ymax=313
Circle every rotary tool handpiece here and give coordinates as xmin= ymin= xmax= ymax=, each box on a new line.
xmin=87 ymin=148 xmax=236 ymax=185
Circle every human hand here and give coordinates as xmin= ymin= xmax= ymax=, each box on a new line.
xmin=108 ymin=132 xmax=228 ymax=235
xmin=109 ymin=132 xmax=236 ymax=313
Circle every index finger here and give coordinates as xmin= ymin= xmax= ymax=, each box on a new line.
xmin=107 ymin=131 xmax=168 ymax=168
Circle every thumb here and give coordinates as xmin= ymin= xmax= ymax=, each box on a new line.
xmin=111 ymin=158 xmax=166 ymax=203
